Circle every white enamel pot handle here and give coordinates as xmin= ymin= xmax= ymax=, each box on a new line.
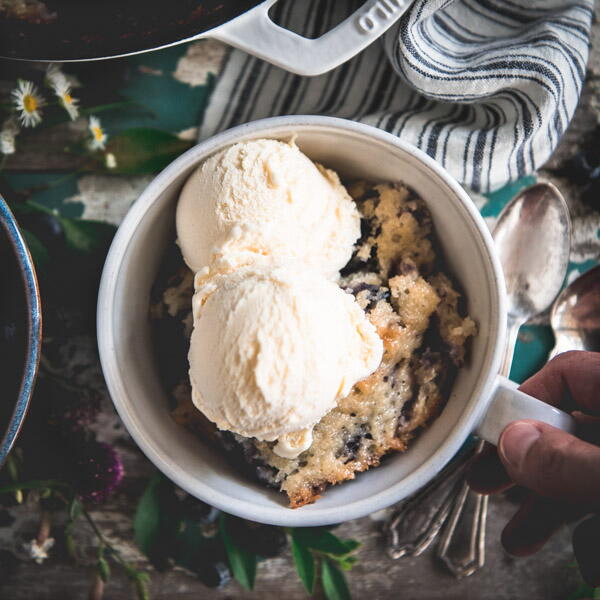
xmin=476 ymin=376 xmax=576 ymax=445
xmin=211 ymin=0 xmax=413 ymax=76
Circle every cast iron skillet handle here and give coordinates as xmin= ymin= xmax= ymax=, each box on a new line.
xmin=210 ymin=0 xmax=413 ymax=77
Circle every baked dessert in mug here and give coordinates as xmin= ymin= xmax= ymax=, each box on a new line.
xmin=150 ymin=140 xmax=476 ymax=508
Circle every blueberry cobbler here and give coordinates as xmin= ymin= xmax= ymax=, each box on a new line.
xmin=150 ymin=178 xmax=476 ymax=508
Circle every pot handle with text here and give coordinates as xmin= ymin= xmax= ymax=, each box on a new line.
xmin=211 ymin=0 xmax=413 ymax=77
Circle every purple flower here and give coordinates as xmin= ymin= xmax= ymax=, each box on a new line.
xmin=72 ymin=440 xmax=124 ymax=503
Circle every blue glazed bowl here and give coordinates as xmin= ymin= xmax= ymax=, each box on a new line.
xmin=0 ymin=195 xmax=41 ymax=468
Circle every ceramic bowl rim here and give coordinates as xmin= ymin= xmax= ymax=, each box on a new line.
xmin=97 ymin=115 xmax=506 ymax=526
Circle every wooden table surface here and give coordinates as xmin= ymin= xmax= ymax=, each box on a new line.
xmin=0 ymin=6 xmax=599 ymax=599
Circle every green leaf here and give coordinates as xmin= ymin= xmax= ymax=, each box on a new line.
xmin=59 ymin=217 xmax=116 ymax=254
xmin=337 ymin=555 xmax=358 ymax=572
xmin=293 ymin=528 xmax=359 ymax=558
xmin=122 ymin=562 xmax=139 ymax=580
xmin=0 ymin=479 xmax=67 ymax=494
xmin=68 ymin=497 xmax=83 ymax=522
xmin=219 ymin=514 xmax=257 ymax=590
xmin=291 ymin=533 xmax=315 ymax=594
xmin=339 ymin=539 xmax=360 ymax=555
xmin=103 ymin=128 xmax=193 ymax=175
xmin=21 ymin=229 xmax=50 ymax=269
xmin=65 ymin=532 xmax=78 ymax=562
xmin=321 ymin=559 xmax=351 ymax=600
xmin=98 ymin=557 xmax=111 ymax=583
xmin=133 ymin=572 xmax=150 ymax=600
xmin=593 ymin=587 xmax=600 ymax=600
xmin=133 ymin=472 xmax=182 ymax=570
xmin=566 ymin=583 xmax=595 ymax=600
xmin=172 ymin=520 xmax=210 ymax=572
xmin=133 ymin=474 xmax=163 ymax=556
xmin=6 ymin=454 xmax=19 ymax=480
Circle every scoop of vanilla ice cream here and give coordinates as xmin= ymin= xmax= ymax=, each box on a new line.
xmin=176 ymin=139 xmax=360 ymax=278
xmin=188 ymin=266 xmax=383 ymax=453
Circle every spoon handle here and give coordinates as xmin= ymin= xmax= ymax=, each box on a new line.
xmin=385 ymin=318 xmax=522 ymax=574
xmin=498 ymin=318 xmax=522 ymax=377
xmin=386 ymin=444 xmax=477 ymax=559
xmin=435 ymin=317 xmax=521 ymax=576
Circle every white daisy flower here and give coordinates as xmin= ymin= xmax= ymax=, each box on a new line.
xmin=104 ymin=152 xmax=117 ymax=169
xmin=45 ymin=64 xmax=65 ymax=86
xmin=0 ymin=117 xmax=20 ymax=155
xmin=11 ymin=80 xmax=46 ymax=128
xmin=88 ymin=116 xmax=107 ymax=150
xmin=46 ymin=64 xmax=79 ymax=121
xmin=23 ymin=537 xmax=55 ymax=564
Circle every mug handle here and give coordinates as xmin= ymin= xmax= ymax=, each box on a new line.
xmin=475 ymin=376 xmax=576 ymax=445
xmin=210 ymin=0 xmax=413 ymax=77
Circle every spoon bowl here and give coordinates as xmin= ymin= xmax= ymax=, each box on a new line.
xmin=494 ymin=182 xmax=572 ymax=323
xmin=550 ymin=265 xmax=600 ymax=357
xmin=493 ymin=182 xmax=571 ymax=373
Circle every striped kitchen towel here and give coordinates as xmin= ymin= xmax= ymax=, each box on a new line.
xmin=199 ymin=0 xmax=594 ymax=193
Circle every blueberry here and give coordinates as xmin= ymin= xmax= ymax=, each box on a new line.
xmin=340 ymin=425 xmax=369 ymax=463
xmin=340 ymin=244 xmax=379 ymax=277
xmin=356 ymin=188 xmax=380 ymax=203
xmin=216 ymin=432 xmax=279 ymax=488
xmin=346 ymin=282 xmax=389 ymax=311
xmin=342 ymin=435 xmax=361 ymax=462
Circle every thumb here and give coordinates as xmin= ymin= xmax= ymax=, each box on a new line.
xmin=498 ymin=420 xmax=600 ymax=505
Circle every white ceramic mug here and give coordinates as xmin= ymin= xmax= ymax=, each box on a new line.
xmin=97 ymin=116 xmax=574 ymax=527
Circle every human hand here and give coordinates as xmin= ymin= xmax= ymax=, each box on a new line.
xmin=467 ymin=351 xmax=600 ymax=586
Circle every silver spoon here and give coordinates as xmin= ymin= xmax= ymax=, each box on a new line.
xmin=493 ymin=182 xmax=572 ymax=373
xmin=550 ymin=265 xmax=600 ymax=357
xmin=387 ymin=182 xmax=572 ymax=575
xmin=436 ymin=182 xmax=571 ymax=576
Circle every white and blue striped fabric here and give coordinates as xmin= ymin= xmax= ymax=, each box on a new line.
xmin=199 ymin=0 xmax=594 ymax=192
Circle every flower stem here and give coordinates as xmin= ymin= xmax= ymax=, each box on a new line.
xmin=88 ymin=571 xmax=105 ymax=600
xmin=80 ymin=507 xmax=131 ymax=571
xmin=37 ymin=510 xmax=52 ymax=546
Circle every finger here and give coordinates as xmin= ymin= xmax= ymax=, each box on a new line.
xmin=501 ymin=495 xmax=566 ymax=556
xmin=519 ymin=351 xmax=600 ymax=415
xmin=466 ymin=443 xmax=512 ymax=494
xmin=573 ymin=515 xmax=600 ymax=587
xmin=498 ymin=420 xmax=600 ymax=505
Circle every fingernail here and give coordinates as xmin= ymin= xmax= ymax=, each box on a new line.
xmin=499 ymin=422 xmax=540 ymax=468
